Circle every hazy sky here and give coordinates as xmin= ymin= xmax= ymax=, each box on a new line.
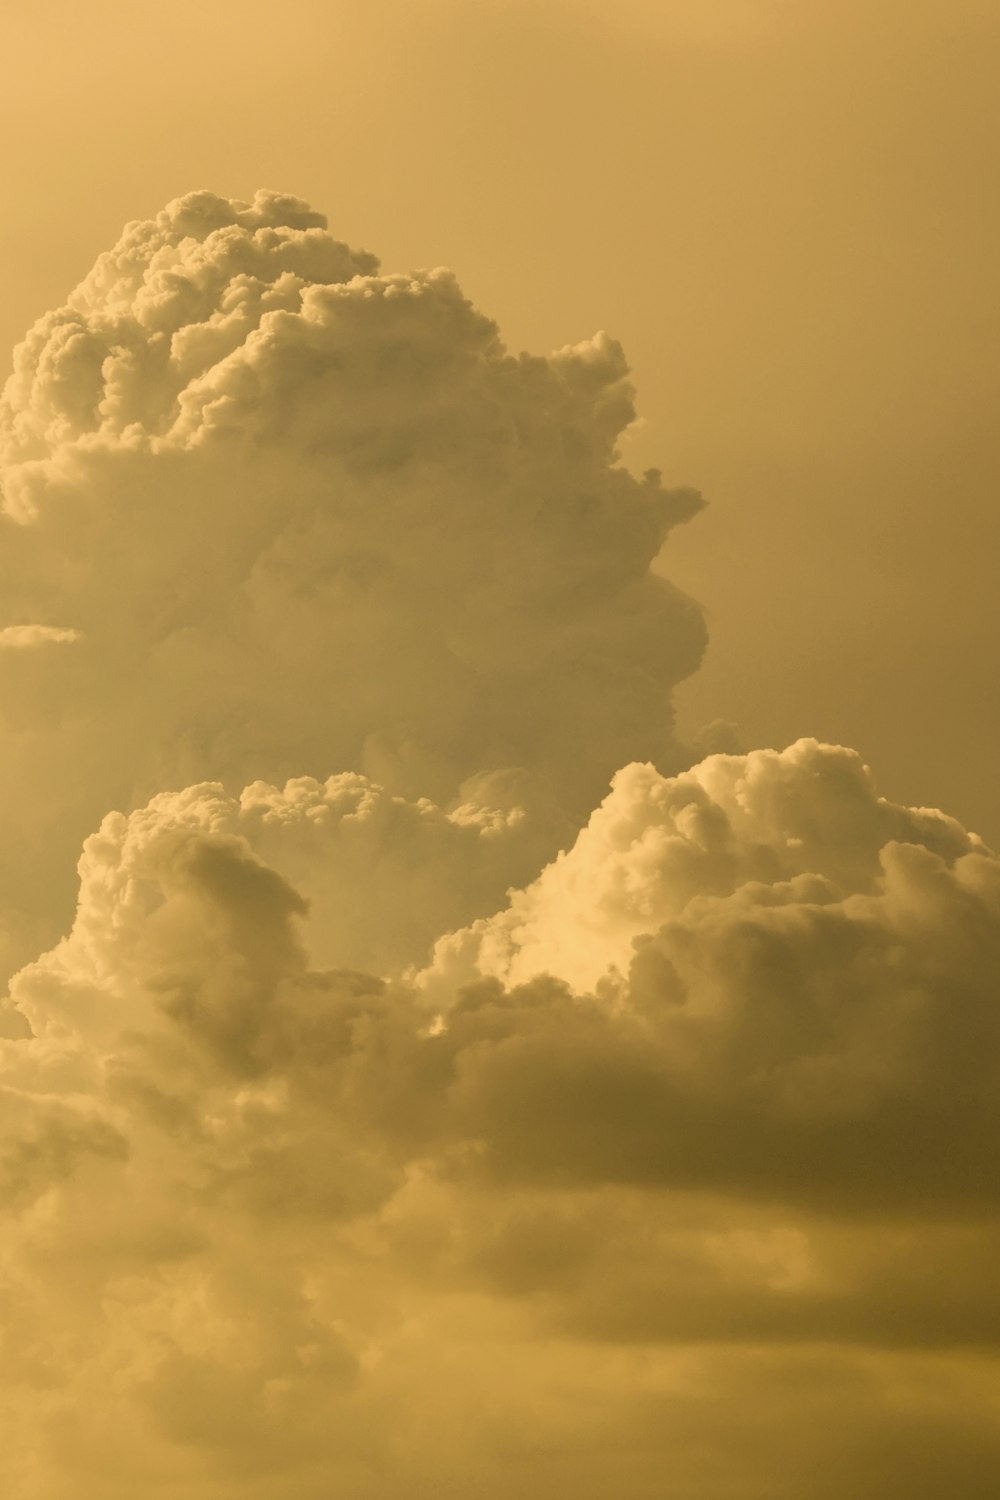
xmin=1 ymin=4 xmax=999 ymax=1498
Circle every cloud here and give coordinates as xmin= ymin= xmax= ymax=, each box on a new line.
xmin=1 ymin=191 xmax=998 ymax=1497
xmin=3 ymin=737 xmax=1000 ymax=1495
xmin=411 ymin=740 xmax=1000 ymax=1213
xmin=0 ymin=188 xmax=705 ymax=980
xmin=37 ymin=769 xmax=533 ymax=990
xmin=0 ymin=625 xmax=80 ymax=648
xmin=426 ymin=736 xmax=982 ymax=991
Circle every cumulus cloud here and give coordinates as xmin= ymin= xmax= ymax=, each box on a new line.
xmin=427 ymin=736 xmax=983 ymax=991
xmin=421 ymin=740 xmax=1000 ymax=1212
xmin=1 ymin=191 xmax=998 ymax=1498
xmin=3 ymin=737 xmax=1000 ymax=1496
xmin=0 ymin=188 xmax=704 ymax=979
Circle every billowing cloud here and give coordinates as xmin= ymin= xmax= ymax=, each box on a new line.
xmin=3 ymin=737 xmax=1000 ymax=1496
xmin=426 ymin=735 xmax=982 ymax=992
xmin=423 ymin=739 xmax=1000 ymax=1211
xmin=1 ymin=192 xmax=998 ymax=1497
xmin=0 ymin=188 xmax=704 ymax=978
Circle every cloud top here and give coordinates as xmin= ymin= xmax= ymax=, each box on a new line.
xmin=429 ymin=736 xmax=982 ymax=992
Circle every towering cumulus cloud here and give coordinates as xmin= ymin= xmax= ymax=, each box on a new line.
xmin=0 ymin=188 xmax=704 ymax=975
xmin=1 ymin=194 xmax=999 ymax=1499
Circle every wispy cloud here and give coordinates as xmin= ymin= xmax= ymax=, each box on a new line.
xmin=0 ymin=623 xmax=80 ymax=648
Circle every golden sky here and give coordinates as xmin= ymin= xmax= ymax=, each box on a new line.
xmin=0 ymin=2 xmax=998 ymax=1496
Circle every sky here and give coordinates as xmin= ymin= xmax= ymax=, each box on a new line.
xmin=0 ymin=2 xmax=998 ymax=1496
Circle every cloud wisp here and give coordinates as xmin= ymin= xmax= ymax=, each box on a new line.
xmin=0 ymin=625 xmax=80 ymax=649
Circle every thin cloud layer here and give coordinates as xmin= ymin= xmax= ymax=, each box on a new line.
xmin=0 ymin=189 xmax=705 ymax=976
xmin=1 ymin=193 xmax=998 ymax=1497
